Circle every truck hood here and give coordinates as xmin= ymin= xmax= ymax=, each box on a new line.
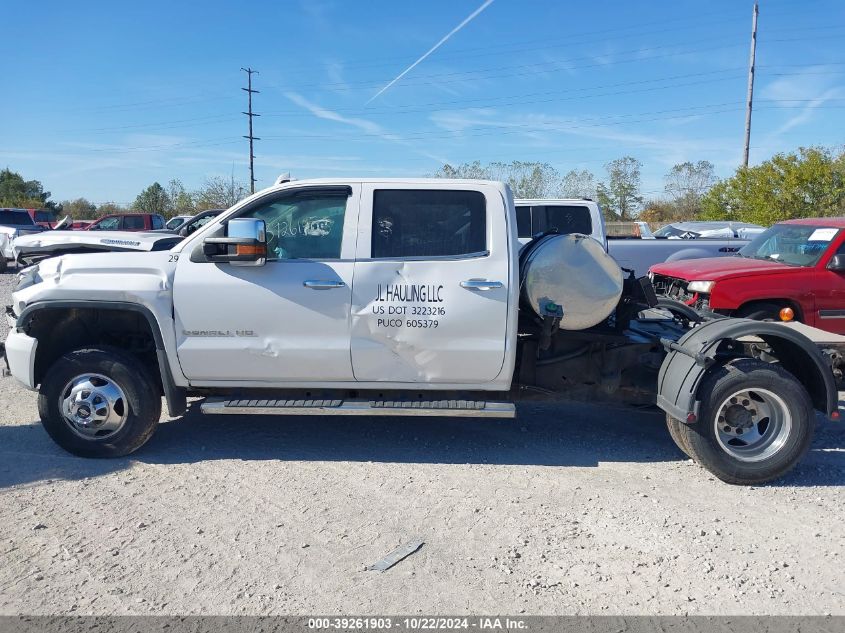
xmin=13 ymin=230 xmax=181 ymax=252
xmin=650 ymin=255 xmax=800 ymax=280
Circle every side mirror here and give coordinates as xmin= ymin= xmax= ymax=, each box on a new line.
xmin=203 ymin=218 xmax=267 ymax=266
xmin=828 ymin=254 xmax=845 ymax=271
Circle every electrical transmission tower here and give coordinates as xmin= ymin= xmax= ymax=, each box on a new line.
xmin=241 ymin=67 xmax=260 ymax=193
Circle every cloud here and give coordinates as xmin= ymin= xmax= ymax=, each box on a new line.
xmin=285 ymin=92 xmax=450 ymax=164
xmin=366 ymin=0 xmax=496 ymax=104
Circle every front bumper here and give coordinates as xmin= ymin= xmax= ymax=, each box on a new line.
xmin=2 ymin=329 xmax=38 ymax=389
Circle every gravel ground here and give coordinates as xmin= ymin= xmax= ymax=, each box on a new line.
xmin=0 ymin=266 xmax=843 ymax=615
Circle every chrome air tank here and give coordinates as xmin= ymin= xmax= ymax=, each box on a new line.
xmin=520 ymin=233 xmax=623 ymax=330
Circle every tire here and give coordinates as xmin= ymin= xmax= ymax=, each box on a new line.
xmin=665 ymin=414 xmax=692 ymax=458
xmin=678 ymin=358 xmax=814 ymax=485
xmin=38 ymin=347 xmax=161 ymax=457
xmin=735 ymin=302 xmax=790 ymax=322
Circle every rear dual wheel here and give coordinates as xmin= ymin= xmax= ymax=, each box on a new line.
xmin=666 ymin=358 xmax=814 ymax=485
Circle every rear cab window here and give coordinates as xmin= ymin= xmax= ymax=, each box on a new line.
xmin=514 ymin=204 xmax=592 ymax=238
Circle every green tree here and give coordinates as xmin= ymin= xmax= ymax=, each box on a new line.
xmin=596 ymin=156 xmax=643 ymax=221
xmin=664 ymin=160 xmax=717 ymax=219
xmin=0 ymin=168 xmax=55 ymax=208
xmin=431 ymin=160 xmax=564 ymax=198
xmin=194 ymin=175 xmax=249 ymax=210
xmin=167 ymin=179 xmax=196 ymax=218
xmin=60 ymin=198 xmax=98 ymax=220
xmin=560 ymin=169 xmax=597 ymax=199
xmin=701 ymin=147 xmax=845 ymax=225
xmin=96 ymin=202 xmax=125 ymax=215
xmin=133 ymin=182 xmax=171 ymax=215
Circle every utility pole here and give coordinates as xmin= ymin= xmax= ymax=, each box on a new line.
xmin=241 ymin=67 xmax=260 ymax=193
xmin=743 ymin=2 xmax=759 ymax=168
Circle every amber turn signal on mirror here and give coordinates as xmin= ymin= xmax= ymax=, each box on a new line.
xmin=779 ymin=307 xmax=794 ymax=322
xmin=236 ymin=244 xmax=266 ymax=256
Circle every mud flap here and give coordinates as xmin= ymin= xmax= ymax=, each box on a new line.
xmin=656 ymin=318 xmax=838 ymax=423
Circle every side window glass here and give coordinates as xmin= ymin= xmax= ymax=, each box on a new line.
xmin=372 ymin=190 xmax=486 ymax=258
xmin=152 ymin=215 xmax=165 ymax=229
xmin=516 ymin=206 xmax=532 ymax=238
xmin=241 ymin=193 xmax=348 ymax=260
xmin=94 ymin=217 xmax=120 ymax=230
xmin=124 ymin=215 xmax=145 ymax=230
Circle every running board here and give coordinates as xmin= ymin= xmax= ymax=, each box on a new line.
xmin=200 ymin=398 xmax=516 ymax=418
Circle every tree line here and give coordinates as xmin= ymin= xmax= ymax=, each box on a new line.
xmin=0 ymin=170 xmax=250 ymax=220
xmin=3 ymin=145 xmax=844 ymax=225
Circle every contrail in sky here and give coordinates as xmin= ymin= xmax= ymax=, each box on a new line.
xmin=365 ymin=0 xmax=496 ymax=104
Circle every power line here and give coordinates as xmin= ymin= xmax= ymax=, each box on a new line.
xmin=241 ymin=67 xmax=260 ymax=194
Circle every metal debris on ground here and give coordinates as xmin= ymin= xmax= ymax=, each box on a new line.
xmin=366 ymin=539 xmax=424 ymax=572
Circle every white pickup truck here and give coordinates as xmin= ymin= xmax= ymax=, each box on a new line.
xmin=2 ymin=179 xmax=839 ymax=485
xmin=513 ymin=199 xmax=748 ymax=276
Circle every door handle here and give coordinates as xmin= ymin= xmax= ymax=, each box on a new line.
xmin=460 ymin=279 xmax=503 ymax=290
xmin=303 ymin=280 xmax=346 ymax=290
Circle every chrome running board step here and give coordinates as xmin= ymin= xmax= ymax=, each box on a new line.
xmin=200 ymin=398 xmax=515 ymax=418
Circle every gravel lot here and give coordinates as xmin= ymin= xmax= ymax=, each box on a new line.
xmin=0 ymin=265 xmax=843 ymax=615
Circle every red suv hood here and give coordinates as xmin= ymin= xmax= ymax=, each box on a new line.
xmin=651 ymin=255 xmax=798 ymax=281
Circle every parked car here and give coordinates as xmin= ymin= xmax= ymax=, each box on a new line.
xmin=165 ymin=215 xmax=193 ymax=231
xmin=172 ymin=209 xmax=225 ymax=236
xmin=0 ymin=208 xmax=45 ymax=267
xmin=605 ymin=221 xmax=655 ymax=239
xmin=654 ymin=221 xmax=765 ymax=240
xmin=84 ymin=213 xmax=166 ymax=231
xmin=650 ymin=218 xmax=845 ymax=334
xmin=515 ymin=199 xmax=607 ymax=249
xmin=13 ymin=231 xmax=183 ymax=267
xmin=23 ymin=208 xmax=61 ymax=229
xmin=513 ymin=200 xmax=749 ymax=277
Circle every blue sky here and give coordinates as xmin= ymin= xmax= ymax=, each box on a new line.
xmin=3 ymin=0 xmax=845 ymax=205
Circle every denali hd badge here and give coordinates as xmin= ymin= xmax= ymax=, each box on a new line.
xmin=182 ymin=330 xmax=257 ymax=337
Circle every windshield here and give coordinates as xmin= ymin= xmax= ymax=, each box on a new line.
xmin=0 ymin=210 xmax=35 ymax=225
xmin=738 ymin=224 xmax=839 ymax=267
xmin=166 ymin=217 xmax=187 ymax=229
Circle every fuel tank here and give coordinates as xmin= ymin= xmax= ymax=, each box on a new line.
xmin=520 ymin=233 xmax=623 ymax=330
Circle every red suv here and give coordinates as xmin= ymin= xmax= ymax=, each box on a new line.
xmin=650 ymin=218 xmax=845 ymax=334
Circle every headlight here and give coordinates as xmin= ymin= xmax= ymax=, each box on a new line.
xmin=15 ymin=264 xmax=41 ymax=292
xmin=687 ymin=280 xmax=715 ymax=293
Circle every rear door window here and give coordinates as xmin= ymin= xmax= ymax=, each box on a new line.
xmin=371 ymin=189 xmax=486 ymax=258
xmin=152 ymin=215 xmax=165 ymax=229
xmin=123 ymin=215 xmax=145 ymax=230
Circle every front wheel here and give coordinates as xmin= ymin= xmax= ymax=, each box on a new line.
xmin=678 ymin=358 xmax=814 ymax=485
xmin=38 ymin=347 xmax=161 ymax=457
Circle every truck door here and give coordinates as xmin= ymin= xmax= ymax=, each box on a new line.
xmin=814 ymin=234 xmax=845 ymax=334
xmin=350 ymin=184 xmax=512 ymax=384
xmin=172 ymin=185 xmax=359 ymax=383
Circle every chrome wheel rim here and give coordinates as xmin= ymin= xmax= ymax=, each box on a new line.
xmin=59 ymin=373 xmax=128 ymax=440
xmin=714 ymin=388 xmax=792 ymax=462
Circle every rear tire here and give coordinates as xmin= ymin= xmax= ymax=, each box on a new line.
xmin=665 ymin=414 xmax=692 ymax=458
xmin=678 ymin=358 xmax=814 ymax=485
xmin=38 ymin=347 xmax=161 ymax=457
